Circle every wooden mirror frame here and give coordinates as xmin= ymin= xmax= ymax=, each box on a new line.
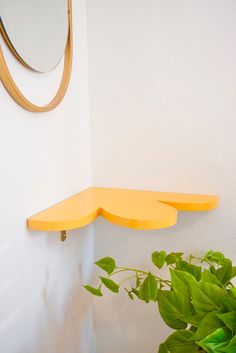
xmin=0 ymin=0 xmax=73 ymax=112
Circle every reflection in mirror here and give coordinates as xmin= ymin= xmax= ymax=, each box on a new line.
xmin=0 ymin=0 xmax=69 ymax=73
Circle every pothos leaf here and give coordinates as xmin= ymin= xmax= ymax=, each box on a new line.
xmin=170 ymin=269 xmax=196 ymax=298
xmin=191 ymin=311 xmax=223 ymax=341
xmin=179 ymin=260 xmax=201 ymax=280
xmin=152 ymin=251 xmax=166 ymax=269
xmin=220 ymin=335 xmax=236 ymax=353
xmin=181 ymin=314 xmax=202 ymax=328
xmin=157 ymin=290 xmax=190 ymax=330
xmin=139 ymin=272 xmax=157 ymax=303
xmin=95 ymin=257 xmax=116 ymax=275
xmin=158 ymin=343 xmax=168 ymax=353
xmin=83 ymin=285 xmax=103 ymax=297
xmin=204 ymin=250 xmax=231 ymax=266
xmin=100 ymin=277 xmax=119 ymax=293
xmin=160 ymin=330 xmax=199 ymax=353
xmin=201 ymin=269 xmax=223 ymax=287
xmin=166 ymin=252 xmax=183 ymax=266
xmin=229 ymin=287 xmax=236 ymax=298
xmin=223 ymin=297 xmax=236 ymax=311
xmin=205 ymin=251 xmax=226 ymax=264
xmin=233 ymin=267 xmax=236 ymax=279
xmin=218 ymin=312 xmax=236 ymax=333
xmin=215 ymin=263 xmax=234 ymax=286
xmin=189 ymin=281 xmax=227 ymax=317
xmin=197 ymin=327 xmax=232 ymax=353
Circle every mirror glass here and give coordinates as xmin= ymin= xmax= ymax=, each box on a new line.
xmin=0 ymin=0 xmax=69 ymax=73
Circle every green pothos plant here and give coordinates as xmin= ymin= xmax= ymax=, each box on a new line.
xmin=84 ymin=250 xmax=236 ymax=353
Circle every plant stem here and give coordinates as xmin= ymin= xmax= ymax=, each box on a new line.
xmin=118 ymin=275 xmax=137 ymax=286
xmin=189 ymin=255 xmax=211 ymax=266
xmin=117 ymin=266 xmax=171 ymax=287
xmin=98 ymin=266 xmax=171 ymax=290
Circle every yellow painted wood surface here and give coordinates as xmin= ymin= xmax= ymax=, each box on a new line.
xmin=27 ymin=187 xmax=218 ymax=232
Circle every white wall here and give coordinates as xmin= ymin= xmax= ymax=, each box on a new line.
xmin=87 ymin=1 xmax=236 ymax=352
xmin=1 ymin=1 xmax=236 ymax=353
xmin=0 ymin=1 xmax=95 ymax=352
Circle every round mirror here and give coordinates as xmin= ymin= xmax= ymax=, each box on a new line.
xmin=0 ymin=0 xmax=69 ymax=73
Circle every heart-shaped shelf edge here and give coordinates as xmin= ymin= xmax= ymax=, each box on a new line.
xmin=27 ymin=187 xmax=218 ymax=240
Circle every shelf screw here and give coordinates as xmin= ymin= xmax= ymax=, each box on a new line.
xmin=61 ymin=230 xmax=67 ymax=242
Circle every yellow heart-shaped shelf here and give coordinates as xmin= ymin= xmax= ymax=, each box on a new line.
xmin=27 ymin=187 xmax=218 ymax=233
